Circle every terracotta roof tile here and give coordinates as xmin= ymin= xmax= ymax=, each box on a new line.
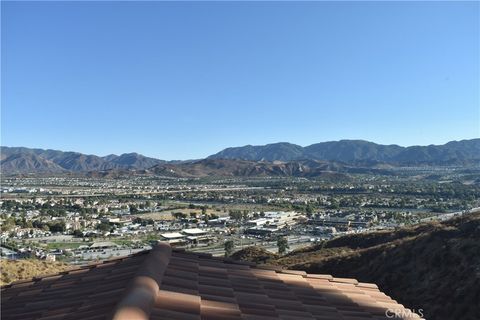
xmin=1 ymin=243 xmax=423 ymax=320
xmin=278 ymin=270 xmax=307 ymax=276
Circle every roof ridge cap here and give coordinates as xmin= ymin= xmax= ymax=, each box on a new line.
xmin=112 ymin=242 xmax=172 ymax=320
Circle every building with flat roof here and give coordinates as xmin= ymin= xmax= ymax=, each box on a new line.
xmin=182 ymin=228 xmax=208 ymax=236
xmin=159 ymin=232 xmax=186 ymax=245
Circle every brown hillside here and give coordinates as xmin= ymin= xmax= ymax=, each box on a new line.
xmin=232 ymin=212 xmax=480 ymax=320
xmin=229 ymin=246 xmax=278 ymax=264
xmin=0 ymin=259 xmax=72 ymax=285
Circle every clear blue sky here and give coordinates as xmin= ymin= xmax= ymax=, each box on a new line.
xmin=2 ymin=1 xmax=479 ymax=160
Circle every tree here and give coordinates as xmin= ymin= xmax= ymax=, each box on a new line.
xmin=73 ymin=229 xmax=83 ymax=237
xmin=306 ymin=205 xmax=314 ymax=217
xmin=96 ymin=222 xmax=111 ymax=232
xmin=328 ymin=199 xmax=340 ymax=210
xmin=277 ymin=237 xmax=289 ymax=255
xmin=48 ymin=221 xmax=66 ymax=233
xmin=224 ymin=240 xmax=234 ymax=257
xmin=172 ymin=212 xmax=187 ymax=220
xmin=2 ymin=218 xmax=16 ymax=232
xmin=229 ymin=210 xmax=242 ymax=221
xmin=129 ymin=205 xmax=138 ymax=214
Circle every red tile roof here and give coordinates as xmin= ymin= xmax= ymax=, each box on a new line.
xmin=1 ymin=243 xmax=422 ymax=320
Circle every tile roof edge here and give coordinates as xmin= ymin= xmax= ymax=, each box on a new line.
xmin=331 ymin=277 xmax=359 ymax=285
xmin=112 ymin=242 xmax=172 ymax=320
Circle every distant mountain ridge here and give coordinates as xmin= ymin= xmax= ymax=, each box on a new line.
xmin=1 ymin=139 xmax=479 ymax=174
xmin=209 ymin=139 xmax=480 ymax=165
xmin=0 ymin=147 xmax=165 ymax=173
xmin=147 ymin=158 xmax=359 ymax=178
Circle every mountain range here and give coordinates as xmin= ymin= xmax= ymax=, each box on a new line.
xmin=209 ymin=139 xmax=480 ymax=165
xmin=1 ymin=139 xmax=479 ymax=176
xmin=146 ymin=159 xmax=368 ymax=179
xmin=0 ymin=147 xmax=165 ymax=174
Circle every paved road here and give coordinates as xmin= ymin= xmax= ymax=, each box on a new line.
xmin=420 ymin=207 xmax=480 ymax=222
